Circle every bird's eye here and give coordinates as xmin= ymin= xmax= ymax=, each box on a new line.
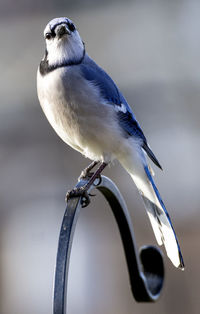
xmin=45 ymin=33 xmax=52 ymax=40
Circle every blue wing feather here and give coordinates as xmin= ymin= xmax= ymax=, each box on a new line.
xmin=81 ymin=56 xmax=145 ymax=139
xmin=81 ymin=55 xmax=162 ymax=169
xmin=80 ymin=59 xmax=122 ymax=105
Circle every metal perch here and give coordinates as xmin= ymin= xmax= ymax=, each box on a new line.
xmin=53 ymin=175 xmax=164 ymax=314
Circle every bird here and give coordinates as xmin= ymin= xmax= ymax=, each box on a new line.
xmin=37 ymin=17 xmax=184 ymax=270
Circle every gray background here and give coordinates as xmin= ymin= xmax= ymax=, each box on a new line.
xmin=0 ymin=0 xmax=199 ymax=313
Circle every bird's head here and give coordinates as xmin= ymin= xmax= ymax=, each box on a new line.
xmin=43 ymin=17 xmax=85 ymax=68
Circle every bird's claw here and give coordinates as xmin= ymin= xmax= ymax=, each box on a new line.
xmin=65 ymin=187 xmax=91 ymax=208
xmin=79 ymin=172 xmax=102 ymax=187
xmin=81 ymin=191 xmax=91 ymax=207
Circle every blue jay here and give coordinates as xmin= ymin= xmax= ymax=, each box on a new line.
xmin=37 ymin=17 xmax=184 ymax=269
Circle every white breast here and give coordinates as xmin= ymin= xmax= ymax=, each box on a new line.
xmin=37 ymin=67 xmax=82 ymax=151
xmin=37 ymin=66 xmax=124 ymax=162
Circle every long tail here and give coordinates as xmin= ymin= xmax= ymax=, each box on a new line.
xmin=119 ymin=148 xmax=184 ymax=269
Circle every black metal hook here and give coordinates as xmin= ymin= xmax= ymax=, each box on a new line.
xmin=53 ymin=175 xmax=164 ymax=314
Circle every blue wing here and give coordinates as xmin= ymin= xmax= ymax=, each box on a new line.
xmin=81 ymin=57 xmax=145 ymax=137
xmin=81 ymin=57 xmax=123 ymax=106
xmin=81 ymin=56 xmax=162 ymax=169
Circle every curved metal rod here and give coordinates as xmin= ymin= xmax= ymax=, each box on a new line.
xmin=53 ymin=175 xmax=164 ymax=314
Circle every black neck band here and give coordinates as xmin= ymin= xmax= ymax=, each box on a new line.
xmin=39 ymin=48 xmax=85 ymax=76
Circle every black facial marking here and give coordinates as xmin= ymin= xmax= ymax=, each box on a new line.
xmin=50 ymin=21 xmax=76 ymax=35
xmin=67 ymin=22 xmax=75 ymax=32
xmin=51 ymin=29 xmax=56 ymax=38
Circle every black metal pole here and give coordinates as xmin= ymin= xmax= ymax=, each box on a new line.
xmin=53 ymin=175 xmax=164 ymax=314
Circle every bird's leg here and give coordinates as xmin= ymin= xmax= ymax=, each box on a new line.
xmin=78 ymin=160 xmax=99 ymax=181
xmin=66 ymin=162 xmax=107 ymax=207
xmin=83 ymin=161 xmax=107 ymax=190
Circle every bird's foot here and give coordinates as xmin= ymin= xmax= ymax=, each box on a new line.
xmin=65 ymin=187 xmax=91 ymax=208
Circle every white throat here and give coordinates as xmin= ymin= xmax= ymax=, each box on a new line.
xmin=46 ymin=32 xmax=84 ymax=67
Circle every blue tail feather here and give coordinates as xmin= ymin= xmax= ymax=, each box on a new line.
xmin=144 ymin=165 xmax=184 ymax=269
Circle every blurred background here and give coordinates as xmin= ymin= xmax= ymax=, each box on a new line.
xmin=0 ymin=0 xmax=199 ymax=313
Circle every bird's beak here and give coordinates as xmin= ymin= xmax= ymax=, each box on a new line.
xmin=56 ymin=24 xmax=70 ymax=38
